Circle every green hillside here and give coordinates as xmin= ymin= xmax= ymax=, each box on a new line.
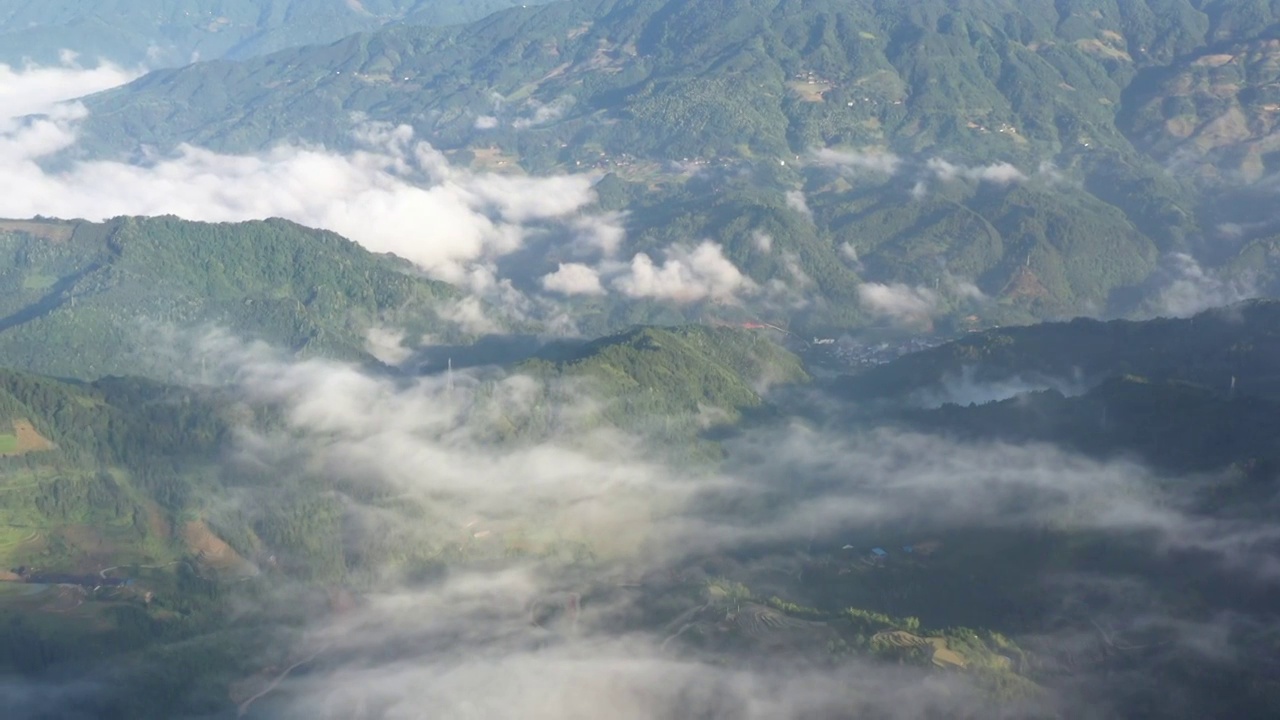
xmin=80 ymin=0 xmax=1276 ymax=164
xmin=521 ymin=324 xmax=806 ymax=450
xmin=0 ymin=303 xmax=1278 ymax=717
xmin=0 ymin=216 xmax=459 ymax=380
xmin=69 ymin=0 xmax=1280 ymax=330
xmin=902 ymin=375 xmax=1280 ymax=480
xmin=839 ymin=299 xmax=1280 ymax=401
xmin=0 ymin=368 xmax=229 ymax=570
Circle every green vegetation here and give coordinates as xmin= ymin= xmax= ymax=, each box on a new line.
xmin=839 ymin=299 xmax=1280 ymax=401
xmin=519 ymin=325 xmax=807 ymax=458
xmin=0 ymin=215 xmax=460 ymax=380
xmin=70 ymin=0 xmax=1280 ymax=330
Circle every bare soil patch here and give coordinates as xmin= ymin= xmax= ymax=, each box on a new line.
xmin=183 ymin=520 xmax=246 ymax=571
xmin=12 ymin=420 xmax=54 ymax=453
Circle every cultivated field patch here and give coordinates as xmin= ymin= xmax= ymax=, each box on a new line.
xmin=0 ymin=419 xmax=56 ymax=457
xmin=183 ymin=519 xmax=251 ymax=575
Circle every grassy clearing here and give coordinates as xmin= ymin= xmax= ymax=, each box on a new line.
xmin=21 ymin=274 xmax=57 ymax=291
xmin=787 ymin=80 xmax=831 ymax=102
xmin=471 ymin=146 xmax=523 ymax=172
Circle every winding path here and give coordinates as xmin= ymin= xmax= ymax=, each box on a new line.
xmin=236 ymin=644 xmax=331 ymax=718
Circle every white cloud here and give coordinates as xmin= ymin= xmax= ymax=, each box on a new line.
xmin=784 ymin=189 xmax=812 ymax=221
xmin=542 ymin=262 xmax=605 ymax=296
xmin=752 ymin=231 xmax=773 ymax=253
xmin=612 ymin=241 xmax=754 ymax=304
xmin=926 ymin=158 xmax=1027 ymax=185
xmin=568 ymin=211 xmax=626 ymax=258
xmin=513 ymin=95 xmax=574 ymax=129
xmin=858 ymin=282 xmax=939 ymax=326
xmin=1150 ymin=252 xmax=1258 ymax=318
xmin=474 ymin=115 xmax=500 ymax=130
xmin=811 ymin=147 xmax=902 ymax=174
xmin=0 ymin=94 xmax=599 ymax=285
xmin=364 ymin=326 xmax=413 ymax=366
xmin=103 ymin=330 xmax=1280 ymax=720
xmin=0 ymin=57 xmax=141 ymax=121
xmin=1037 ymin=160 xmax=1066 ymax=183
xmin=439 ymin=296 xmax=505 ymax=336
xmin=945 ymin=275 xmax=987 ymax=302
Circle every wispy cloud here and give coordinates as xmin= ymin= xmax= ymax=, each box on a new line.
xmin=1147 ymin=252 xmax=1258 ymax=318
xmin=811 ymin=147 xmax=902 ymax=174
xmin=926 ymin=158 xmax=1027 ymax=185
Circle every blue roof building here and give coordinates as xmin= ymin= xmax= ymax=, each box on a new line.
xmin=871 ymin=547 xmax=888 ymax=557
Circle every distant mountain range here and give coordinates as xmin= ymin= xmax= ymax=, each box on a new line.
xmin=0 ymin=0 xmax=555 ymax=67
xmin=59 ymin=0 xmax=1280 ymax=332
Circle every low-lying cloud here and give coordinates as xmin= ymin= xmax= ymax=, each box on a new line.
xmin=858 ymin=282 xmax=939 ymax=326
xmin=926 ymin=158 xmax=1027 ymax=185
xmin=811 ymin=147 xmax=902 ymax=175
xmin=21 ymin=324 xmax=1275 ymax=719
xmin=1 ymin=109 xmax=600 ymax=286
xmin=0 ymin=53 xmax=141 ymax=120
xmin=542 ymin=262 xmax=606 ymax=296
xmin=612 ymin=241 xmax=754 ymax=304
xmin=1148 ymin=252 xmax=1258 ymax=318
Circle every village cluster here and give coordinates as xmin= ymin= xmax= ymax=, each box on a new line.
xmin=800 ymin=335 xmax=944 ymax=370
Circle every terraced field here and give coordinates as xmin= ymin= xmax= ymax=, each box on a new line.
xmin=872 ymin=630 xmax=968 ymax=669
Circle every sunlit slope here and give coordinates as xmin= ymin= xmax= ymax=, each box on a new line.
xmin=69 ymin=0 xmax=1280 ymax=328
xmin=0 ymin=216 xmax=459 ymax=379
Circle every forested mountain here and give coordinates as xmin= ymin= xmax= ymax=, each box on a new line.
xmin=0 ymin=0 xmax=555 ymax=67
xmin=0 ymin=216 xmax=459 ymax=379
xmin=839 ymin=298 xmax=1280 ymax=401
xmin=68 ymin=0 xmax=1280 ymax=330
xmin=5 ymin=2 xmax=1280 ymax=718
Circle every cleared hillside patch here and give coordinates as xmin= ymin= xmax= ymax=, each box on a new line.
xmin=183 ymin=520 xmax=250 ymax=575
xmin=0 ymin=420 xmax=55 ymax=457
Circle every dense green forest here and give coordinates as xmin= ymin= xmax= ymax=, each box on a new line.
xmin=0 ymin=216 xmax=460 ymax=380
xmin=839 ymin=299 xmax=1280 ymax=401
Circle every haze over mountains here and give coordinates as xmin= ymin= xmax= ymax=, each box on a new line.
xmin=1 ymin=2 xmax=1280 ymax=719
xmin=0 ymin=1 xmax=557 ymax=67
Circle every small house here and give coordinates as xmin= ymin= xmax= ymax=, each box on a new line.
xmin=871 ymin=547 xmax=888 ymax=559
